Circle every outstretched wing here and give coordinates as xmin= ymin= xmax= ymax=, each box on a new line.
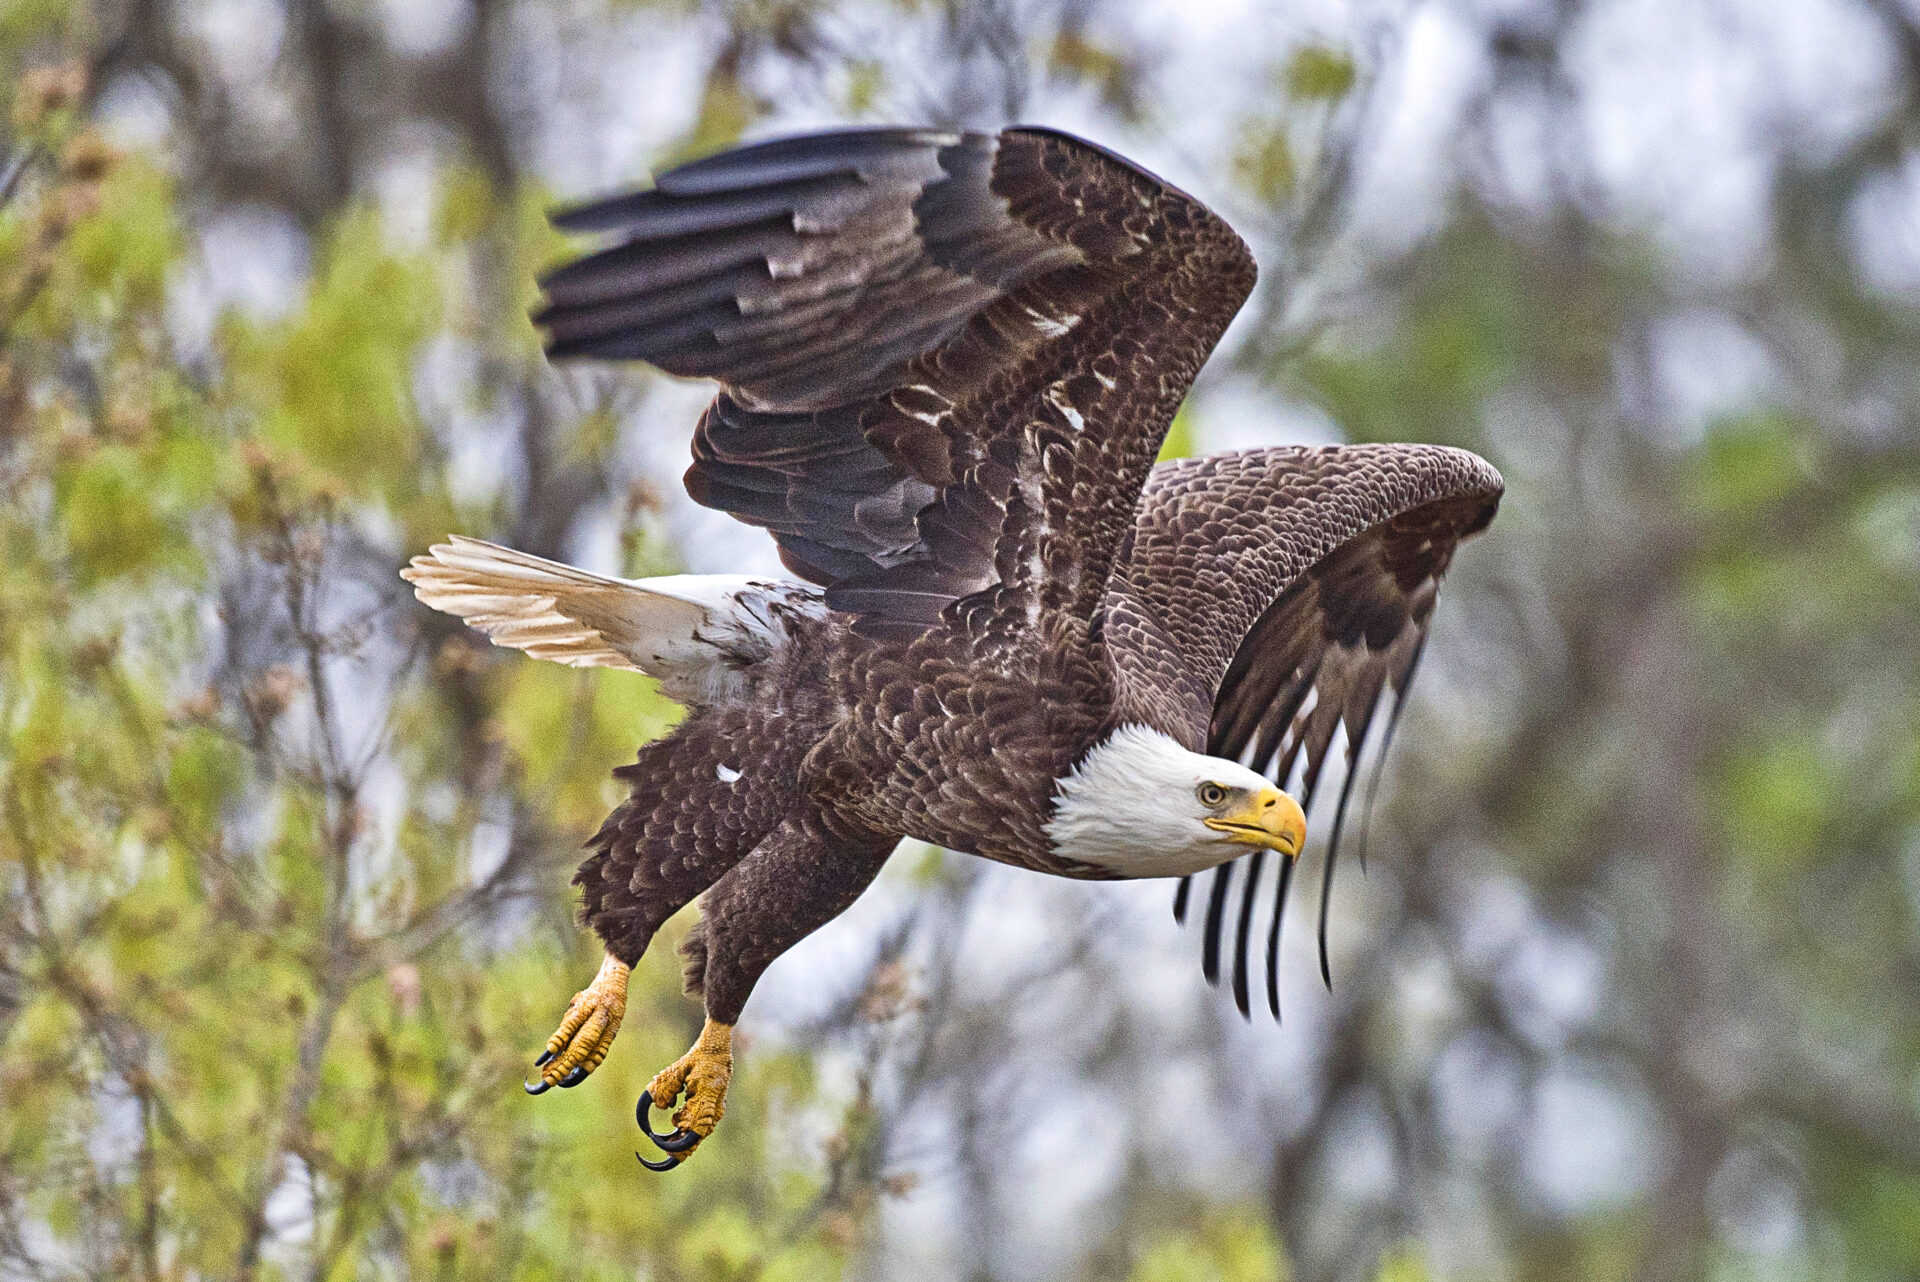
xmin=537 ymin=126 xmax=1255 ymax=639
xmin=1104 ymin=444 xmax=1503 ymax=1016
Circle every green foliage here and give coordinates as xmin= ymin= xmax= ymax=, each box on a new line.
xmin=61 ymin=155 xmax=178 ymax=311
xmin=670 ymin=75 xmax=761 ymax=171
xmin=226 ymin=209 xmax=439 ymax=505
xmin=1286 ymin=45 xmax=1357 ymax=101
xmin=1372 ymin=1247 xmax=1431 ymax=1282
xmin=1832 ymin=1168 xmax=1920 ymax=1279
xmin=494 ymin=659 xmax=682 ymax=830
xmin=1300 ymin=221 xmax=1530 ymax=447
xmin=844 ymin=59 xmax=886 ymax=116
xmin=1692 ymin=413 xmax=1809 ymax=521
xmin=1714 ymin=731 xmax=1835 ymax=874
xmin=0 ymin=57 xmax=859 ymax=1280
xmin=1049 ymin=29 xmax=1142 ymax=118
xmin=1234 ymin=122 xmax=1297 ymax=206
xmin=0 ymin=0 xmax=77 ymax=53
xmin=1127 ymin=1208 xmax=1283 ymax=1282
xmin=1157 ymin=403 xmax=1199 ymax=462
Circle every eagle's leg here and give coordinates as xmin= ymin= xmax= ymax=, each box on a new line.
xmin=634 ymin=808 xmax=897 ymax=1168
xmin=528 ymin=712 xmax=807 ymax=1092
xmin=524 ymin=952 xmax=628 ymax=1094
xmin=635 ymin=1019 xmax=732 ymax=1168
xmin=576 ymin=713 xmax=802 ymax=969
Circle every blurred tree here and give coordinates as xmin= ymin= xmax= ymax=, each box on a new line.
xmin=4 ymin=0 xmax=1920 ymax=1280
xmin=0 ymin=13 xmax=863 ymax=1280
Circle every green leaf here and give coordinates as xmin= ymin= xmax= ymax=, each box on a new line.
xmin=1714 ymin=732 xmax=1835 ymax=873
xmin=1234 ymin=122 xmax=1296 ymax=206
xmin=1286 ymin=46 xmax=1357 ymax=100
xmin=1158 ymin=403 xmax=1199 ymax=461
xmin=55 ymin=442 xmax=193 ymax=586
xmin=1128 ymin=1209 xmax=1283 ymax=1282
xmin=1693 ymin=412 xmax=1807 ymax=521
xmin=227 ymin=207 xmax=438 ymax=505
xmin=63 ymin=157 xmax=179 ymax=312
xmin=1373 ymin=1246 xmax=1430 ymax=1282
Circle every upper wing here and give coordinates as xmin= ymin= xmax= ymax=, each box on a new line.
xmin=536 ymin=126 xmax=1256 ymax=639
xmin=1104 ymin=444 xmax=1503 ymax=1016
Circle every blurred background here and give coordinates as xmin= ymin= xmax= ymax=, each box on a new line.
xmin=3 ymin=0 xmax=1919 ymax=1278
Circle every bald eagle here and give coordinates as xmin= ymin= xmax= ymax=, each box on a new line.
xmin=403 ymin=126 xmax=1501 ymax=1168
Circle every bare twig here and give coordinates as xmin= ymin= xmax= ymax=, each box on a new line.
xmin=233 ymin=479 xmax=364 ymax=1280
xmin=0 ymin=145 xmax=42 ymax=209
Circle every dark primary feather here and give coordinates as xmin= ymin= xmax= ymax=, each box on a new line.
xmin=1110 ymin=445 xmax=1502 ymax=1017
xmin=1229 ymin=847 xmax=1267 ymax=1016
xmin=1315 ymin=680 xmax=1381 ymax=990
xmin=1354 ymin=633 xmax=1427 ymax=875
xmin=1200 ymin=860 xmax=1235 ymax=986
xmin=538 ymin=126 xmax=1255 ymax=641
xmin=1263 ymin=855 xmax=1298 ymax=1018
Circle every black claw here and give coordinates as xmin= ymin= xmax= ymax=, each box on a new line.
xmin=523 ymin=1077 xmax=552 ymax=1096
xmin=636 ymin=1093 xmax=702 ymax=1152
xmin=558 ymin=1065 xmax=589 ymax=1088
xmin=637 ymin=1150 xmax=683 ymax=1171
xmin=657 ymin=1128 xmax=701 ymax=1152
xmin=534 ymin=1049 xmax=555 ymax=1068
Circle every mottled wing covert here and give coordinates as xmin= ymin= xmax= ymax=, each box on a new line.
xmin=537 ymin=126 xmax=1256 ymax=638
xmin=1106 ymin=445 xmax=1503 ymax=1016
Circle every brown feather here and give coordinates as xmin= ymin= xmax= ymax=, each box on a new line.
xmin=538 ymin=126 xmax=1255 ymax=645
xmin=493 ymin=129 xmax=1505 ymax=1037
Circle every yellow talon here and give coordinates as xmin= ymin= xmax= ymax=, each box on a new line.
xmin=527 ymin=953 xmax=628 ymax=1094
xmin=641 ymin=1019 xmax=733 ymax=1158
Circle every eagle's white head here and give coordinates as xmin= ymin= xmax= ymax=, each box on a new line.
xmin=1045 ymin=724 xmax=1308 ymax=879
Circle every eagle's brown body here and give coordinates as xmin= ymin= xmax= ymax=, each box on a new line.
xmin=577 ymin=617 xmax=1112 ymax=1021
xmin=404 ymin=124 xmax=1500 ymax=1161
xmin=572 ymin=441 xmax=1496 ymax=1026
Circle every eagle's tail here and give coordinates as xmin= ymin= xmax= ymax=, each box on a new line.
xmin=401 ymin=535 xmax=826 ymax=706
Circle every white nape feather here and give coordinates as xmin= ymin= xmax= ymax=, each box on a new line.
xmin=400 ymin=536 xmax=825 ymax=707
xmin=1045 ymin=724 xmax=1279 ymax=879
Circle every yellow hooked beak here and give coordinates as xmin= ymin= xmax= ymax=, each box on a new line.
xmin=1202 ymin=786 xmax=1307 ymax=857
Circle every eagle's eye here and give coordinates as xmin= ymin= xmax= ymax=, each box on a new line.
xmin=1196 ymin=782 xmax=1230 ymax=808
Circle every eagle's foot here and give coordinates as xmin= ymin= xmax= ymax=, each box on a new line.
xmin=634 ymin=1019 xmax=733 ymax=1170
xmin=525 ymin=952 xmax=628 ymax=1095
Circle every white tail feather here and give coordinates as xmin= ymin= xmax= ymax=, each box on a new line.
xmin=400 ymin=536 xmax=825 ymax=705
